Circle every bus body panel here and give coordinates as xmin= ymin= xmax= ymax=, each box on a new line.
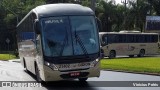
xmin=18 ymin=40 xmax=37 ymax=74
xmin=39 ymin=61 xmax=100 ymax=81
xmin=100 ymin=32 xmax=159 ymax=57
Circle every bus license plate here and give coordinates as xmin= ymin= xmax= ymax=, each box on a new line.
xmin=70 ymin=72 xmax=80 ymax=76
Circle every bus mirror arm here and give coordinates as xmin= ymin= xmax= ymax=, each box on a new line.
xmin=34 ymin=19 xmax=40 ymax=34
xmin=96 ymin=17 xmax=102 ymax=32
xmin=99 ymin=46 xmax=104 ymax=59
xmin=100 ymin=50 xmax=104 ymax=59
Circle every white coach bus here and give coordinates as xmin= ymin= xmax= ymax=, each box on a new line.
xmin=99 ymin=31 xmax=159 ymax=58
xmin=17 ymin=4 xmax=101 ymax=82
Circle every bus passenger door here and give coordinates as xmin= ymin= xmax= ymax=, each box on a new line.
xmin=101 ymin=35 xmax=109 ymax=56
xmin=35 ymin=35 xmax=43 ymax=74
xmin=29 ymin=40 xmax=37 ymax=74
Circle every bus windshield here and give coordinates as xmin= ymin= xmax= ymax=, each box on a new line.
xmin=41 ymin=16 xmax=99 ymax=57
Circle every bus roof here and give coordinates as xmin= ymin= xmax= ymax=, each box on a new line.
xmin=33 ymin=4 xmax=94 ymax=18
xmin=17 ymin=4 xmax=94 ymax=27
xmin=99 ymin=32 xmax=159 ymax=35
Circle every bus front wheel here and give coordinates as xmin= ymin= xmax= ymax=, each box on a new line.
xmin=138 ymin=49 xmax=145 ymax=57
xmin=78 ymin=78 xmax=88 ymax=82
xmin=35 ymin=64 xmax=42 ymax=82
xmin=23 ymin=59 xmax=29 ymax=72
xmin=109 ymin=50 xmax=116 ymax=59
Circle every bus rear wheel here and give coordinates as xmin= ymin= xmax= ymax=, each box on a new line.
xmin=78 ymin=78 xmax=88 ymax=82
xmin=109 ymin=50 xmax=116 ymax=59
xmin=138 ymin=49 xmax=145 ymax=57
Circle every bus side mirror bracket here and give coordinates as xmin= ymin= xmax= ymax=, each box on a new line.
xmin=34 ymin=19 xmax=40 ymax=34
xmin=100 ymin=48 xmax=104 ymax=59
xmin=96 ymin=17 xmax=102 ymax=32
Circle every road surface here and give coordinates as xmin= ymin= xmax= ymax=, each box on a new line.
xmin=0 ymin=60 xmax=160 ymax=90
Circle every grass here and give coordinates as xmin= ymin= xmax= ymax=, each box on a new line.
xmin=1 ymin=53 xmax=160 ymax=74
xmin=101 ymin=57 xmax=160 ymax=74
xmin=0 ymin=54 xmax=17 ymax=60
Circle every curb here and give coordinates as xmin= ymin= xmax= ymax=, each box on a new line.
xmin=0 ymin=59 xmax=20 ymax=63
xmin=0 ymin=60 xmax=9 ymax=62
xmin=102 ymin=69 xmax=160 ymax=76
xmin=8 ymin=59 xmax=20 ymax=63
xmin=9 ymin=60 xmax=20 ymax=63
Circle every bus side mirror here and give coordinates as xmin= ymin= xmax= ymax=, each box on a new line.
xmin=34 ymin=19 xmax=40 ymax=34
xmin=96 ymin=17 xmax=102 ymax=32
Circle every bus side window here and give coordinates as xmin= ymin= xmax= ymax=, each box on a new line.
xmin=102 ymin=35 xmax=108 ymax=46
xmin=136 ymin=35 xmax=144 ymax=43
xmin=104 ymin=36 xmax=108 ymax=45
xmin=126 ymin=35 xmax=134 ymax=43
xmin=119 ymin=34 xmax=126 ymax=43
xmin=151 ymin=35 xmax=158 ymax=43
xmin=109 ymin=34 xmax=117 ymax=43
xmin=145 ymin=35 xmax=151 ymax=43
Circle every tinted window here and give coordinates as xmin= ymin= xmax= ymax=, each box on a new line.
xmin=42 ymin=17 xmax=73 ymax=57
xmin=108 ymin=34 xmax=118 ymax=43
xmin=144 ymin=35 xmax=151 ymax=42
xmin=151 ymin=35 xmax=158 ymax=42
xmin=118 ymin=34 xmax=126 ymax=43
xmin=41 ymin=16 xmax=99 ymax=57
xmin=126 ymin=34 xmax=135 ymax=43
xmin=70 ymin=16 xmax=99 ymax=55
xmin=135 ymin=35 xmax=145 ymax=43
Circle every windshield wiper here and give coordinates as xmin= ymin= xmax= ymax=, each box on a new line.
xmin=74 ymin=29 xmax=89 ymax=57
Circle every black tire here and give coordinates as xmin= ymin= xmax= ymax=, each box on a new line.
xmin=138 ymin=49 xmax=145 ymax=57
xmin=109 ymin=50 xmax=116 ymax=59
xmin=78 ymin=78 xmax=88 ymax=82
xmin=129 ymin=55 xmax=134 ymax=57
xmin=35 ymin=64 xmax=42 ymax=83
xmin=23 ymin=60 xmax=29 ymax=72
xmin=100 ymin=49 xmax=104 ymax=59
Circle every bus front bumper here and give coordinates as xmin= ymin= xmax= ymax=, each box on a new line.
xmin=41 ymin=62 xmax=100 ymax=81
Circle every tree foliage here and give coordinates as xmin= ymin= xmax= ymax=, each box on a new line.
xmin=1 ymin=0 xmax=158 ymax=32
xmin=0 ymin=0 xmax=159 ymax=51
xmin=1 ymin=0 xmax=45 ymax=27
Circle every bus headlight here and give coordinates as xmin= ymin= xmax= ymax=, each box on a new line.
xmin=90 ymin=59 xmax=100 ymax=68
xmin=44 ymin=61 xmax=58 ymax=71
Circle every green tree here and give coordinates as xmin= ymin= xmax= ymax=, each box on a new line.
xmin=125 ymin=0 xmax=150 ymax=31
xmin=0 ymin=0 xmax=45 ymax=52
xmin=148 ymin=0 xmax=160 ymax=15
xmin=95 ymin=0 xmax=125 ymax=32
xmin=2 ymin=0 xmax=45 ymax=26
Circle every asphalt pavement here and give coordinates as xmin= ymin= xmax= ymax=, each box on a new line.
xmin=0 ymin=60 xmax=160 ymax=90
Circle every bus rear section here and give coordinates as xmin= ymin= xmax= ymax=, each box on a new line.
xmin=17 ymin=4 xmax=101 ymax=82
xmin=99 ymin=32 xmax=159 ymax=58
